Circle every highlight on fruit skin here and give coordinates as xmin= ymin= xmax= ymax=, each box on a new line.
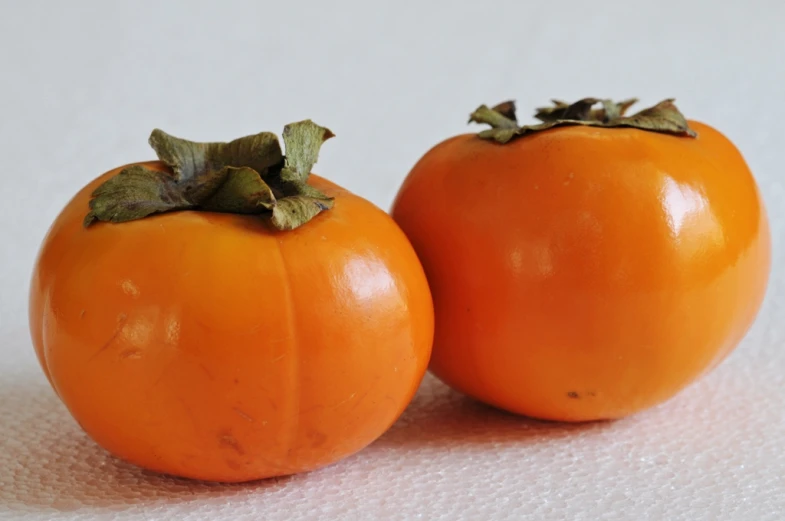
xmin=391 ymin=96 xmax=771 ymax=422
xmin=29 ymin=121 xmax=434 ymax=482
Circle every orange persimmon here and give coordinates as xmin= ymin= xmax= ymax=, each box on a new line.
xmin=29 ymin=121 xmax=433 ymax=482
xmin=391 ymin=98 xmax=770 ymax=422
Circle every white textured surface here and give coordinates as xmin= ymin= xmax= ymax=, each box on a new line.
xmin=1 ymin=1 xmax=784 ymax=519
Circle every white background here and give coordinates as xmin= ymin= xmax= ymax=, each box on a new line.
xmin=1 ymin=1 xmax=784 ymax=519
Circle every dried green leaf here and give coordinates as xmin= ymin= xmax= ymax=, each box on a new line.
xmin=271 ymin=194 xmax=334 ymax=231
xmin=592 ymin=98 xmax=638 ymax=122
xmin=536 ymin=98 xmax=601 ymax=122
xmin=533 ymin=99 xmax=568 ymax=122
xmin=280 ymin=120 xmax=334 ymax=183
xmin=477 ymin=127 xmax=521 ymax=144
xmin=607 ymin=99 xmax=696 ymax=136
xmin=266 ymin=176 xmax=333 ymax=231
xmin=85 ymin=122 xmax=336 ymax=231
xmin=149 ymin=129 xmax=283 ymax=182
xmin=277 ymin=179 xmax=331 ymax=200
xmin=472 ymin=97 xmax=696 ymax=144
xmin=491 ymin=100 xmax=517 ymax=124
xmin=618 ymin=98 xmax=638 ymax=116
xmin=178 ymin=166 xmax=232 ymax=204
xmin=200 ymin=167 xmax=276 ymax=214
xmin=469 ymin=105 xmax=518 ymax=129
xmin=84 ymin=165 xmax=193 ymax=226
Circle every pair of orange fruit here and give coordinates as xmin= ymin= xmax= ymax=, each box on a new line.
xmin=29 ymin=98 xmax=770 ymax=482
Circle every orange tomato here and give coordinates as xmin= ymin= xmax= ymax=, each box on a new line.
xmin=30 ymin=161 xmax=433 ymax=482
xmin=392 ymin=106 xmax=770 ymax=422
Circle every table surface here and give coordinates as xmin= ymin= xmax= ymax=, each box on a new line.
xmin=1 ymin=1 xmax=783 ymax=520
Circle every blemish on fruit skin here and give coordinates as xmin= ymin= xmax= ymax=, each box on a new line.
xmin=567 ymin=391 xmax=597 ymax=399
xmin=198 ymin=363 xmax=215 ymax=381
xmin=233 ymin=407 xmax=255 ymax=423
xmin=225 ymin=459 xmax=242 ymax=471
xmin=119 ymin=348 xmax=142 ymax=360
xmin=219 ymin=434 xmax=245 ymax=455
xmin=307 ymin=429 xmax=328 ymax=448
xmin=88 ymin=313 xmax=128 ymax=361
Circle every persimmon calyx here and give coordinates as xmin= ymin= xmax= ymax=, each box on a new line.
xmin=84 ymin=120 xmax=335 ymax=231
xmin=469 ymin=98 xmax=697 ymax=144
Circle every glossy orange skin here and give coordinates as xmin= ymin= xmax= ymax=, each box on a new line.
xmin=30 ymin=161 xmax=433 ymax=482
xmin=392 ymin=121 xmax=770 ymax=422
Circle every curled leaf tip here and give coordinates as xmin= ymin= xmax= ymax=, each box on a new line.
xmin=596 ymin=98 xmax=639 ymax=122
xmin=472 ymin=96 xmax=697 ymax=143
xmin=271 ymin=194 xmax=334 ymax=231
xmin=282 ymin=120 xmax=335 ymax=182
xmin=491 ymin=100 xmax=517 ymax=123
xmin=469 ymin=104 xmax=518 ymax=129
xmin=535 ymin=97 xmax=601 ymax=122
xmin=85 ymin=121 xmax=336 ymax=231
